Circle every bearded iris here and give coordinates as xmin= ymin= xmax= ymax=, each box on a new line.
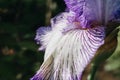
xmin=31 ymin=0 xmax=120 ymax=80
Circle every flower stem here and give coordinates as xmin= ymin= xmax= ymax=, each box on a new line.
xmin=88 ymin=64 xmax=98 ymax=80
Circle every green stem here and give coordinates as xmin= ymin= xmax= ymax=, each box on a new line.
xmin=88 ymin=64 xmax=98 ymax=80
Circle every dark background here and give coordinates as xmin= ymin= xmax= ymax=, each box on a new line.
xmin=0 ymin=0 xmax=120 ymax=80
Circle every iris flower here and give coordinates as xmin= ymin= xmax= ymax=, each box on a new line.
xmin=31 ymin=0 xmax=120 ymax=80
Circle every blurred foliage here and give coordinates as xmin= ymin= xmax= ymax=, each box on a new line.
xmin=0 ymin=0 xmax=120 ymax=80
xmin=0 ymin=0 xmax=65 ymax=80
xmin=105 ymin=31 xmax=120 ymax=76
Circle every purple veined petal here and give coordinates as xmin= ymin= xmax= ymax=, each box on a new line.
xmin=31 ymin=25 xmax=105 ymax=80
xmin=77 ymin=14 xmax=90 ymax=28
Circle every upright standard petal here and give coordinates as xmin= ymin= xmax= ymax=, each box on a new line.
xmin=64 ymin=0 xmax=85 ymax=16
xmin=64 ymin=0 xmax=120 ymax=27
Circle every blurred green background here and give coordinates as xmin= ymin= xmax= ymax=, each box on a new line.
xmin=0 ymin=0 xmax=120 ymax=80
xmin=0 ymin=0 xmax=65 ymax=80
